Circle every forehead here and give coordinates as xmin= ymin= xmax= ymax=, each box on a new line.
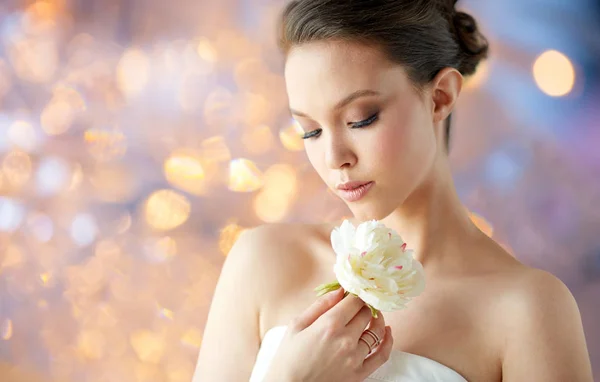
xmin=284 ymin=40 xmax=409 ymax=111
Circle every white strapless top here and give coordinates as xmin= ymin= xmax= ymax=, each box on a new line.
xmin=249 ymin=326 xmax=467 ymax=382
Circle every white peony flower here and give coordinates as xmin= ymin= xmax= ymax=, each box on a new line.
xmin=315 ymin=220 xmax=425 ymax=317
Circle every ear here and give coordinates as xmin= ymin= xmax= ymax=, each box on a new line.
xmin=429 ymin=67 xmax=463 ymax=124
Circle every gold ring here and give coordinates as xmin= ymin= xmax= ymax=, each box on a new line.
xmin=363 ymin=329 xmax=381 ymax=347
xmin=358 ymin=337 xmax=373 ymax=353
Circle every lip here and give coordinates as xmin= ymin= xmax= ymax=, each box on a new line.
xmin=336 ymin=181 xmax=374 ymax=202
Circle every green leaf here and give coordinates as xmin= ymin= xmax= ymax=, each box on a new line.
xmin=314 ymin=280 xmax=341 ymax=297
xmin=368 ymin=304 xmax=379 ymax=318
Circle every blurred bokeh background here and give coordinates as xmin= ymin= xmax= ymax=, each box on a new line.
xmin=0 ymin=0 xmax=598 ymax=380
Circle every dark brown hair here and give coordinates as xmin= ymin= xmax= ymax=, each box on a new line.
xmin=278 ymin=0 xmax=489 ymax=151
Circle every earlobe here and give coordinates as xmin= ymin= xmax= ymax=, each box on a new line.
xmin=431 ymin=68 xmax=463 ymax=124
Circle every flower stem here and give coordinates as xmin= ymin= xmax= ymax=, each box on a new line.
xmin=368 ymin=305 xmax=379 ymax=318
xmin=314 ymin=280 xmax=341 ymax=297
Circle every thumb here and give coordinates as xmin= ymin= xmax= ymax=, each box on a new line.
xmin=291 ymin=287 xmax=344 ymax=332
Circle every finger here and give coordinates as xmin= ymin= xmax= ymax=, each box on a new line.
xmin=360 ymin=326 xmax=394 ymax=378
xmin=353 ymin=311 xmax=385 ymax=359
xmin=362 ymin=310 xmax=386 ymax=347
xmin=290 ymin=287 xmax=344 ymax=331
xmin=357 ymin=336 xmax=373 ymax=357
xmin=346 ymin=305 xmax=372 ymax=336
xmin=322 ymin=292 xmax=367 ymax=326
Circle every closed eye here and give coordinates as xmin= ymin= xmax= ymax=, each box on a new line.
xmin=302 ymin=129 xmax=322 ymax=139
xmin=349 ymin=113 xmax=378 ymax=129
xmin=302 ymin=113 xmax=379 ymax=140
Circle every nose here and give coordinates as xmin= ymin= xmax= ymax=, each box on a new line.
xmin=325 ymin=135 xmax=357 ymax=170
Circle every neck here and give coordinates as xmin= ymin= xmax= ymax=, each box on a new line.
xmin=379 ymin=155 xmax=478 ymax=267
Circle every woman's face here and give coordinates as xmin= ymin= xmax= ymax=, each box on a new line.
xmin=284 ymin=40 xmax=439 ymax=221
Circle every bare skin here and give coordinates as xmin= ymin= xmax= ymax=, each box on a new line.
xmin=251 ymin=223 xmax=559 ymax=381
xmin=194 ymin=40 xmax=593 ymax=381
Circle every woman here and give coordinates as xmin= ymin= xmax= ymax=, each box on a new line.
xmin=195 ymin=0 xmax=593 ymax=381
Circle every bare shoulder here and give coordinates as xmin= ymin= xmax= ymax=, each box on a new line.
xmin=234 ymin=222 xmax=330 ymax=279
xmin=494 ymin=265 xmax=593 ymax=381
xmin=238 ymin=222 xmax=328 ymax=252
xmin=503 ymin=266 xmax=575 ymax=304
xmin=481 ymin=256 xmax=580 ymax=337
xmin=464 ymin=238 xmax=568 ymax=298
xmin=492 ymin=264 xmax=579 ymax=322
xmin=235 ymin=223 xmax=333 ymax=332
xmin=193 ymin=222 xmax=330 ymax=380
xmin=447 ymin=253 xmax=592 ymax=382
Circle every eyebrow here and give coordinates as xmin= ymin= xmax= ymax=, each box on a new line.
xmin=290 ymin=89 xmax=380 ymax=118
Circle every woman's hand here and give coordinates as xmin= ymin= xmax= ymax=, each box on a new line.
xmin=265 ymin=288 xmax=394 ymax=382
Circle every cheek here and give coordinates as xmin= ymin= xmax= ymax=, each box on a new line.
xmin=304 ymin=146 xmax=327 ymax=179
xmin=368 ymin=125 xmax=406 ymax=170
xmin=370 ymin=106 xmax=436 ymax=178
xmin=370 ymin=109 xmax=415 ymax=168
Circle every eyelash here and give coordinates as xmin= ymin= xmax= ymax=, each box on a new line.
xmin=301 ymin=113 xmax=379 ymax=140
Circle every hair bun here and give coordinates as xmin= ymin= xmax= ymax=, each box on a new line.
xmin=450 ymin=7 xmax=489 ymax=76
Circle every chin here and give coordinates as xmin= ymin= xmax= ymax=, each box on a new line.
xmin=347 ymin=201 xmax=395 ymax=222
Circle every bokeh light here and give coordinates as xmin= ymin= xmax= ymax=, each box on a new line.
xmin=8 ymin=120 xmax=42 ymax=152
xmin=1 ymin=244 xmax=25 ymax=269
xmin=70 ymin=213 xmax=99 ymax=247
xmin=130 ymin=330 xmax=165 ymax=363
xmin=76 ymin=330 xmax=106 ymax=360
xmin=218 ymin=223 xmax=246 ymax=256
xmin=253 ymin=163 xmax=297 ymax=222
xmin=181 ymin=328 xmax=203 ymax=351
xmin=84 ymin=128 xmax=128 ymax=162
xmin=533 ymin=50 xmax=576 ymax=97
xmin=24 ymin=0 xmax=61 ymax=27
xmin=39 ymin=272 xmax=54 ymax=288
xmin=36 ymin=156 xmax=72 ymax=196
xmin=143 ymin=236 xmax=177 ymax=263
xmin=40 ymin=86 xmax=86 ymax=135
xmin=144 ymin=190 xmax=191 ymax=231
xmin=41 ymin=102 xmax=69 ymax=136
xmin=228 ymin=158 xmax=264 ymax=192
xmin=0 ymin=197 xmax=26 ymax=233
xmin=279 ymin=119 xmax=305 ymax=151
xmin=164 ymin=152 xmax=207 ymax=195
xmin=117 ymin=49 xmax=150 ymax=98
xmin=8 ymin=36 xmax=59 ymax=84
xmin=196 ymin=38 xmax=218 ymax=64
xmin=2 ymin=150 xmax=32 ymax=188
xmin=263 ymin=164 xmax=297 ymax=198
